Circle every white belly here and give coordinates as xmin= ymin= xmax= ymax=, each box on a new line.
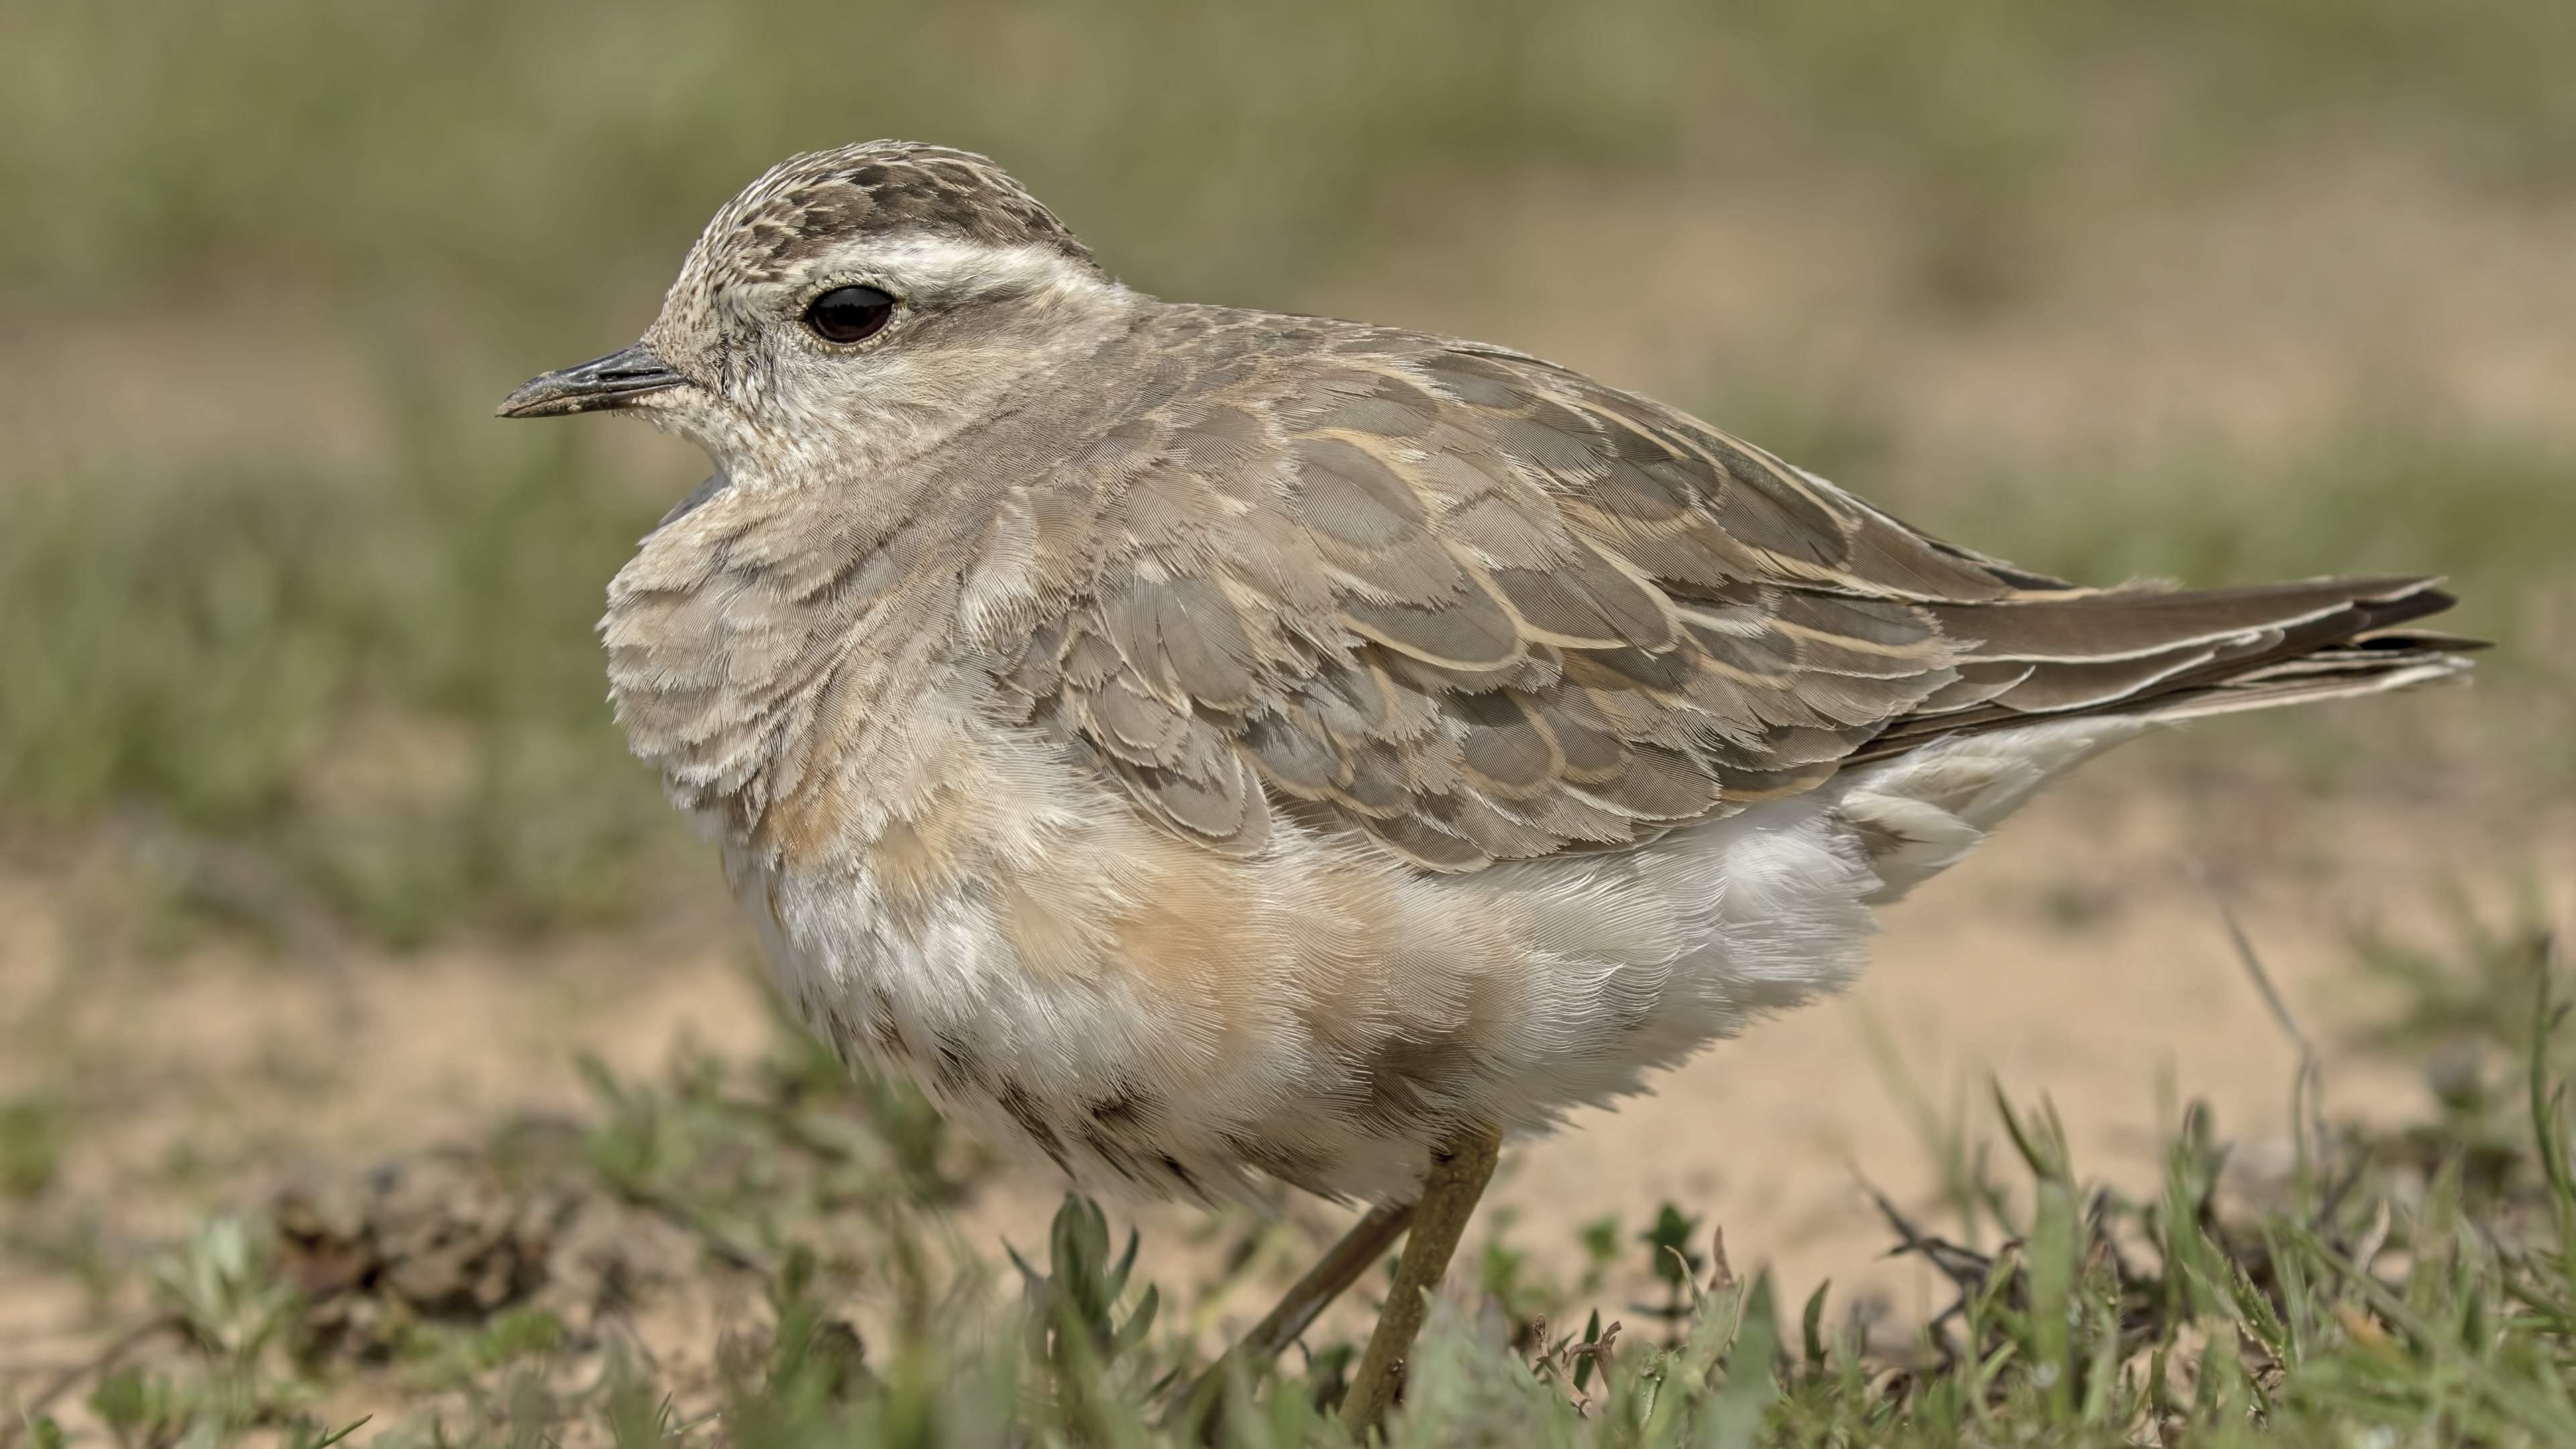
xmin=719 ymin=716 xmax=2139 ymax=1203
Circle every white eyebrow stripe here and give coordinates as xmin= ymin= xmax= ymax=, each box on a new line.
xmin=782 ymin=233 xmax=1119 ymax=309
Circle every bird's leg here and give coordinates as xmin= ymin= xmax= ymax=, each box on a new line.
xmin=1340 ymin=1122 xmax=1504 ymax=1435
xmin=1179 ymin=1198 xmax=1416 ymax=1438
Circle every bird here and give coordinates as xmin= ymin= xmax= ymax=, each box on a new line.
xmin=500 ymin=140 xmax=2474 ymax=1428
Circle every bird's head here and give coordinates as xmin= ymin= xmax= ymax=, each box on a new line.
xmin=499 ymin=142 xmax=1127 ymax=488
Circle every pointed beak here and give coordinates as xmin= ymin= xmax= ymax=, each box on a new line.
xmin=496 ymin=341 xmax=688 ymax=418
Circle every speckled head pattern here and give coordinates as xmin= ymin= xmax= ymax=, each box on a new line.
xmin=699 ymin=140 xmax=1098 ymax=286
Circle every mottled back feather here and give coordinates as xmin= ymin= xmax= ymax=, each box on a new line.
xmin=961 ymin=307 xmax=2466 ymax=871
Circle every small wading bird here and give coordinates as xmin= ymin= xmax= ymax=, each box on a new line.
xmin=502 ymin=142 xmax=2475 ymax=1430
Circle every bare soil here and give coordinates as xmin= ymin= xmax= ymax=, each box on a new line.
xmin=3 ymin=753 xmax=2563 ymax=1426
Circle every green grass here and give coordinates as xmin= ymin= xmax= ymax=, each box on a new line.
xmin=0 ymin=427 xmax=682 ymax=942
xmin=4 ymin=18 xmax=2567 ymax=1438
xmin=7 ymin=1 xmax=2575 ymax=312
xmin=8 ymin=926 xmax=2571 ymax=1446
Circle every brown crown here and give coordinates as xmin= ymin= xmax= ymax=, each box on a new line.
xmin=722 ymin=141 xmax=1097 ymax=280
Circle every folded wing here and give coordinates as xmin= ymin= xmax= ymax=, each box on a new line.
xmin=985 ymin=312 xmax=2472 ymax=870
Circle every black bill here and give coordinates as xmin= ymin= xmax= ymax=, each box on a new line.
xmin=497 ymin=341 xmax=687 ymax=418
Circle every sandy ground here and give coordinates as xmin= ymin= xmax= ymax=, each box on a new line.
xmin=3 ymin=737 xmax=2562 ymax=1396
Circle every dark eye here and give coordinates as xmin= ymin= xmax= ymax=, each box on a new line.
xmin=804 ymin=284 xmax=896 ymax=344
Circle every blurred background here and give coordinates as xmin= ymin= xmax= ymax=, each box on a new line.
xmin=3 ymin=0 xmax=2571 ymax=936
xmin=2 ymin=0 xmax=2572 ymax=1414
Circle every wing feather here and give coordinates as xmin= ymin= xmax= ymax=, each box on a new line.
xmin=975 ymin=309 xmax=2468 ymax=871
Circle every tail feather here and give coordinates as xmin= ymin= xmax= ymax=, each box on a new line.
xmin=1851 ymin=576 xmax=2479 ymax=763
xmin=1832 ymin=574 xmax=2478 ymax=902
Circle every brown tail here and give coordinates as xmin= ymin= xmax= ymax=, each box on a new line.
xmin=1852 ymin=576 xmax=2479 ymax=763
